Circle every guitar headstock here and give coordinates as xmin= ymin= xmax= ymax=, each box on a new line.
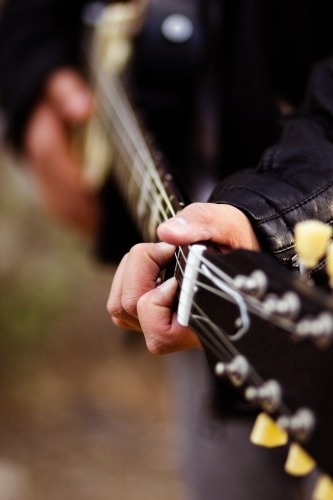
xmin=176 ymin=240 xmax=333 ymax=492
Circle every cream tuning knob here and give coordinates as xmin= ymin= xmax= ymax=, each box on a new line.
xmin=326 ymin=242 xmax=333 ymax=289
xmin=250 ymin=412 xmax=288 ymax=448
xmin=284 ymin=443 xmax=316 ymax=476
xmin=313 ymin=475 xmax=333 ymax=500
xmin=245 ymin=380 xmax=281 ymax=413
xmin=294 ymin=220 xmax=332 ymax=271
xmin=215 ymin=355 xmax=249 ymax=387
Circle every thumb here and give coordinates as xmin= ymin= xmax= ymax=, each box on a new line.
xmin=137 ymin=277 xmax=202 ymax=354
xmin=45 ymin=68 xmax=93 ymax=123
xmin=157 ymin=202 xmax=261 ymax=250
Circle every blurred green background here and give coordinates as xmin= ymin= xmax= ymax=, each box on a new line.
xmin=0 ymin=148 xmax=186 ymax=499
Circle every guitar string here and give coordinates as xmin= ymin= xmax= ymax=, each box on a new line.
xmin=177 ymin=260 xmax=287 ymax=392
xmin=95 ymin=70 xmax=262 ymax=366
xmin=83 ymin=61 xmax=188 ymax=285
xmin=93 ymin=72 xmax=190 ymax=275
xmin=93 ymin=90 xmax=187 ymax=283
xmin=188 ymin=292 xmax=290 ymax=411
xmin=89 ymin=68 xmax=281 ymax=398
xmin=94 ymin=75 xmax=264 ymax=379
xmin=93 ymin=79 xmax=189 ymax=256
xmin=96 ymin=72 xmax=178 ymax=218
xmin=190 ymin=310 xmax=264 ymax=387
xmin=94 ymin=92 xmax=169 ymax=226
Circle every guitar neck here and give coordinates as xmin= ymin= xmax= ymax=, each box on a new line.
xmin=94 ymin=70 xmax=185 ymax=242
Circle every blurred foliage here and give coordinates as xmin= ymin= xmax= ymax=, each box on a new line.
xmin=0 ymin=153 xmax=91 ymax=375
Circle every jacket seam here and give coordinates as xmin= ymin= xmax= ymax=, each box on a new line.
xmin=221 ymin=180 xmax=333 ymax=223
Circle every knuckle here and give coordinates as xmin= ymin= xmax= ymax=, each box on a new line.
xmin=146 ymin=337 xmax=170 ymax=356
xmin=121 ymin=290 xmax=138 ymax=317
xmin=106 ymin=296 xmax=122 ymax=317
xmin=188 ymin=202 xmax=214 ymax=224
xmin=129 ymin=242 xmax=150 ymax=256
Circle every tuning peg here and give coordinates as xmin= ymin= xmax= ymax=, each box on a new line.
xmin=284 ymin=443 xmax=316 ymax=476
xmin=233 ymin=269 xmax=268 ymax=298
xmin=215 ymin=355 xmax=249 ymax=387
xmin=326 ymin=242 xmax=333 ymax=289
xmin=277 ymin=408 xmax=315 ymax=442
xmin=245 ymin=380 xmax=281 ymax=413
xmin=250 ymin=412 xmax=288 ymax=447
xmin=295 ymin=312 xmax=333 ymax=348
xmin=313 ymin=475 xmax=333 ymax=500
xmin=262 ymin=291 xmax=300 ymax=320
xmin=294 ymin=220 xmax=332 ymax=271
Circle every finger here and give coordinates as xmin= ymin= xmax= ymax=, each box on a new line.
xmin=107 ymin=254 xmax=142 ymax=330
xmin=112 ymin=316 xmax=142 ymax=331
xmin=108 ymin=242 xmax=176 ymax=320
xmin=138 ymin=277 xmax=202 ymax=354
xmin=24 ymin=101 xmax=99 ymax=236
xmin=157 ymin=202 xmax=261 ymax=251
xmin=45 ymin=68 xmax=93 ymax=123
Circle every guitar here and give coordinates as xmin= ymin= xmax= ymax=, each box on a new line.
xmin=80 ymin=2 xmax=333 ymax=496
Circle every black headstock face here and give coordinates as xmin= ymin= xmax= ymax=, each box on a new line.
xmin=178 ymin=247 xmax=333 ymax=477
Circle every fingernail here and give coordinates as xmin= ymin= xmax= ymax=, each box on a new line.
xmin=161 ymin=217 xmax=188 ymax=231
xmin=158 ymin=277 xmax=178 ymax=293
xmin=156 ymin=242 xmax=175 ymax=250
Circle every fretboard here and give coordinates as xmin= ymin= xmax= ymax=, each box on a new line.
xmin=94 ymin=69 xmax=185 ymax=242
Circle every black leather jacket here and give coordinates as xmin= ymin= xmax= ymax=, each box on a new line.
xmin=1 ymin=0 xmax=333 ymax=264
xmin=210 ymin=58 xmax=333 ymax=267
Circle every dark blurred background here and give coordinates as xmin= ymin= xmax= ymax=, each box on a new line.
xmin=0 ymin=142 xmax=187 ymax=499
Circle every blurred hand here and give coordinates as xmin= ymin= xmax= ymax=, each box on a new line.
xmin=107 ymin=202 xmax=261 ymax=354
xmin=23 ymin=68 xmax=100 ymax=237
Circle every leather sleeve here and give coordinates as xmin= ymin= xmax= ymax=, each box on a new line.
xmin=209 ymin=58 xmax=333 ymax=266
xmin=0 ymin=0 xmax=85 ymax=149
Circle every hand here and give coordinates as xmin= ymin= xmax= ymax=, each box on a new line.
xmin=23 ymin=68 xmax=100 ymax=237
xmin=107 ymin=202 xmax=261 ymax=354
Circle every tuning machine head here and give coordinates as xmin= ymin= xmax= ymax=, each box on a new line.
xmin=215 ymin=355 xmax=249 ymax=387
xmin=233 ymin=269 xmax=267 ymax=299
xmin=277 ymin=408 xmax=315 ymax=443
xmin=245 ymin=380 xmax=281 ymax=413
xmin=262 ymin=291 xmax=300 ymax=320
xmin=295 ymin=311 xmax=333 ymax=348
